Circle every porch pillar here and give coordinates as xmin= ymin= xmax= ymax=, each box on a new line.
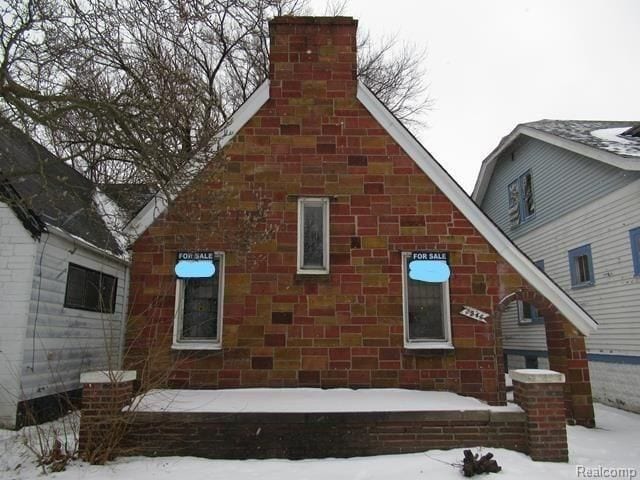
xmin=79 ymin=370 xmax=137 ymax=462
xmin=512 ymin=369 xmax=568 ymax=462
xmin=544 ymin=311 xmax=595 ymax=427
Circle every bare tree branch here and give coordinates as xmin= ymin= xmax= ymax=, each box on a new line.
xmin=0 ymin=0 xmax=432 ymax=196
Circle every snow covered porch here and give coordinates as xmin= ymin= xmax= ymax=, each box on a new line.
xmin=78 ymin=370 xmax=570 ymax=462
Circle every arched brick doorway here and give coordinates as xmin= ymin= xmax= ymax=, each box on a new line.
xmin=495 ymin=286 xmax=595 ymax=427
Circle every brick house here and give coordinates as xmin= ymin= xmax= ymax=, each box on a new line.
xmin=122 ymin=16 xmax=597 ymax=429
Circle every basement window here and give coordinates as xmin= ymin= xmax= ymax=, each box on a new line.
xmin=173 ymin=253 xmax=224 ymax=349
xmin=297 ymin=197 xmax=330 ymax=274
xmin=508 ymin=170 xmax=535 ymax=226
xmin=401 ymin=253 xmax=452 ymax=349
xmin=64 ymin=263 xmax=117 ymax=313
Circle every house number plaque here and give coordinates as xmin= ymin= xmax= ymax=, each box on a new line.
xmin=460 ymin=306 xmax=490 ymax=323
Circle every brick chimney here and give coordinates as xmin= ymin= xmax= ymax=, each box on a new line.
xmin=268 ymin=16 xmax=358 ymax=99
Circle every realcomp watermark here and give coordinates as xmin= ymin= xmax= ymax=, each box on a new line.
xmin=577 ymin=465 xmax=637 ymax=479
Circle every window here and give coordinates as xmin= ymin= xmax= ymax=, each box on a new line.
xmin=568 ymin=244 xmax=594 ymax=288
xmin=508 ymin=170 xmax=535 ymax=226
xmin=630 ymin=227 xmax=640 ymax=276
xmin=518 ymin=259 xmax=545 ymax=325
xmin=173 ymin=254 xmax=224 ymax=349
xmin=524 ymin=355 xmax=539 ymax=369
xmin=518 ymin=301 xmax=543 ymax=325
xmin=64 ymin=263 xmax=117 ymax=313
xmin=297 ymin=197 xmax=330 ymax=274
xmin=402 ymin=253 xmax=452 ymax=348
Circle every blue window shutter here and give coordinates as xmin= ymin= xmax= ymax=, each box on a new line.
xmin=630 ymin=227 xmax=640 ymax=276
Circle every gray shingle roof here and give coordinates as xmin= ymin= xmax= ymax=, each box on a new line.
xmin=0 ymin=118 xmax=122 ymax=255
xmin=524 ymin=119 xmax=640 ymax=158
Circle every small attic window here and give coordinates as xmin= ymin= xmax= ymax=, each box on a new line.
xmin=621 ymin=124 xmax=640 ymax=138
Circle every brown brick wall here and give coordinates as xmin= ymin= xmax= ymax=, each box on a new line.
xmin=125 ymin=17 xmax=592 ymax=413
xmin=513 ymin=379 xmax=568 ymax=462
xmin=79 ymin=379 xmax=135 ymax=460
xmin=495 ymin=288 xmax=595 ymax=426
xmin=117 ymin=409 xmax=527 ymax=459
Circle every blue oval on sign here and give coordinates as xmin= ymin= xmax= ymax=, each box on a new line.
xmin=175 ymin=260 xmax=215 ymax=278
xmin=408 ymin=260 xmax=451 ymax=283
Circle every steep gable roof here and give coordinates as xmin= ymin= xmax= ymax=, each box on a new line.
xmin=0 ymin=118 xmax=123 ymax=255
xmin=125 ymin=81 xmax=597 ymax=336
xmin=473 ymin=119 xmax=640 ymax=204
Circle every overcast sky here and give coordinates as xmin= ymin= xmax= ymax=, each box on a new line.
xmin=310 ymin=0 xmax=640 ymax=192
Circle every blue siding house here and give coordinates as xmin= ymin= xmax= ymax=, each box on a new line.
xmin=473 ymin=120 xmax=640 ymax=412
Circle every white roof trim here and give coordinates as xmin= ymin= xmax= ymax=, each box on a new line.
xmin=356 ymin=82 xmax=597 ymax=336
xmin=46 ymin=224 xmax=130 ymax=265
xmin=472 ymin=124 xmax=640 ymax=203
xmin=124 ymin=80 xmax=271 ymax=240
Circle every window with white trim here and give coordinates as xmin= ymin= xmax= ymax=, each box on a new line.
xmin=173 ymin=253 xmax=224 ymax=349
xmin=508 ymin=170 xmax=535 ymax=226
xmin=297 ymin=197 xmax=330 ymax=274
xmin=568 ymin=244 xmax=594 ymax=288
xmin=402 ymin=253 xmax=452 ymax=348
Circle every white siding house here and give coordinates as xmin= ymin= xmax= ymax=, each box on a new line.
xmin=473 ymin=120 xmax=640 ymax=412
xmin=0 ymin=120 xmax=130 ymax=428
xmin=0 ymin=203 xmax=37 ymax=427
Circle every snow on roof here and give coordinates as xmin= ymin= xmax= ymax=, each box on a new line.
xmin=133 ymin=388 xmax=523 ymax=414
xmin=525 ymin=119 xmax=640 ymax=158
xmin=590 ymin=127 xmax=640 ymax=157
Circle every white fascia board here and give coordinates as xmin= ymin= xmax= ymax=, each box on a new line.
xmin=46 ymin=224 xmax=130 ymax=265
xmin=124 ymin=80 xmax=271 ymax=240
xmin=357 ymin=82 xmax=598 ymax=336
xmin=472 ymin=125 xmax=640 ymax=204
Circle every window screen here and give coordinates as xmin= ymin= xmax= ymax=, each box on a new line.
xmin=64 ymin=264 xmax=117 ymax=313
xmin=182 ymin=275 xmax=219 ymax=339
xmin=405 ymin=256 xmax=447 ymax=342
xmin=508 ymin=170 xmax=535 ymax=226
xmin=302 ymin=204 xmax=324 ymax=268
xmin=297 ymin=198 xmax=329 ymax=273
xmin=174 ymin=255 xmax=224 ymax=347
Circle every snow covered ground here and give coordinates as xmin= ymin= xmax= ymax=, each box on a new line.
xmin=1 ymin=403 xmax=638 ymax=480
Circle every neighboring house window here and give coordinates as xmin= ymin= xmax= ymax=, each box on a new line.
xmin=508 ymin=170 xmax=535 ymax=226
xmin=297 ymin=197 xmax=330 ymax=274
xmin=518 ymin=301 xmax=543 ymax=325
xmin=518 ymin=259 xmax=545 ymax=325
xmin=630 ymin=227 xmax=640 ymax=276
xmin=64 ymin=264 xmax=117 ymax=313
xmin=173 ymin=254 xmax=224 ymax=349
xmin=525 ymin=355 xmax=539 ymax=369
xmin=402 ymin=253 xmax=452 ymax=349
xmin=568 ymin=244 xmax=595 ymax=288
